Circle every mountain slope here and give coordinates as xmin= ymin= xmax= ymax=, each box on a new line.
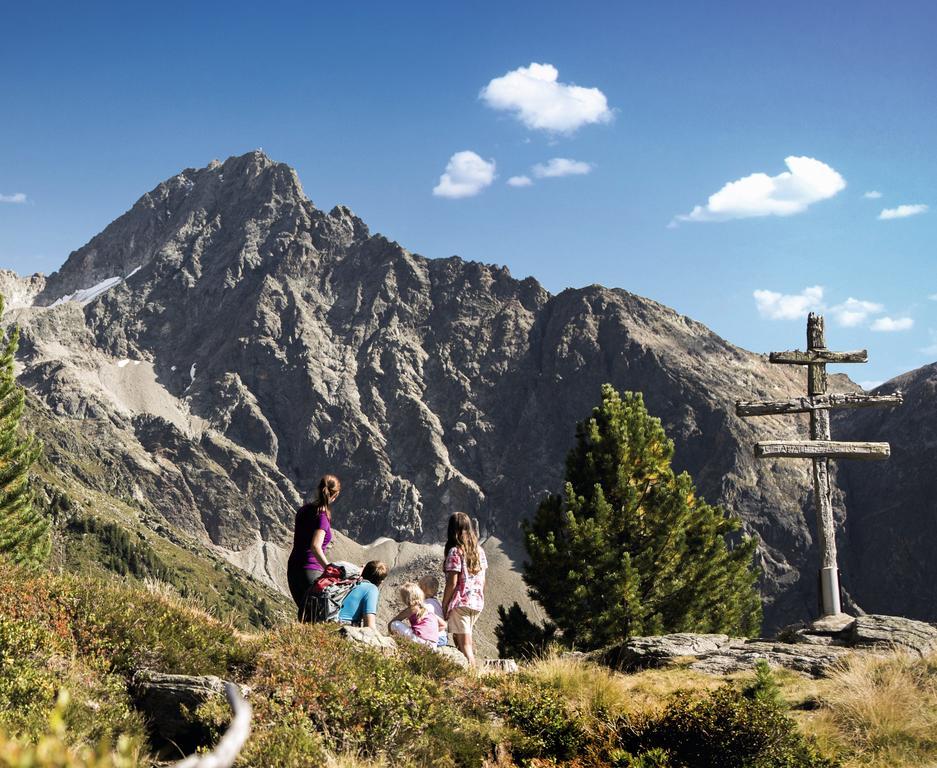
xmin=4 ymin=151 xmax=905 ymax=630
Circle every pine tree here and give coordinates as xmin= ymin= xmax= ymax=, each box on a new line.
xmin=0 ymin=295 xmax=48 ymax=567
xmin=523 ymin=385 xmax=761 ymax=650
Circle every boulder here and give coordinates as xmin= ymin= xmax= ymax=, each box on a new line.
xmin=337 ymin=626 xmax=472 ymax=668
xmin=848 ymin=614 xmax=937 ymax=655
xmin=338 ymin=626 xmax=398 ymax=656
xmin=132 ymin=669 xmax=246 ymax=753
xmin=690 ymin=641 xmax=852 ymax=678
xmin=436 ymin=645 xmax=470 ymax=669
xmin=592 ymin=633 xmax=733 ymax=671
xmin=588 ymin=614 xmax=937 ymax=679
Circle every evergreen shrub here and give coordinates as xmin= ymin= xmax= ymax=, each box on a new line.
xmin=522 ymin=385 xmax=762 ymax=651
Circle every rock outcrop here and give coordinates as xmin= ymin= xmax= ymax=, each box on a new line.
xmin=132 ymin=669 xmax=246 ymax=753
xmin=2 ymin=150 xmax=929 ymax=634
xmin=339 ymin=625 xmax=472 ymax=669
xmin=591 ymin=613 xmax=937 ymax=678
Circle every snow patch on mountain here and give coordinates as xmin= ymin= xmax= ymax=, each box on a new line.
xmin=50 ymin=276 xmax=123 ymax=307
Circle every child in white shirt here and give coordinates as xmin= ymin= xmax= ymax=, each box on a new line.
xmin=419 ymin=574 xmax=448 ymax=647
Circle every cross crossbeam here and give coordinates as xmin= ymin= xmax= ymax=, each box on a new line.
xmin=736 ymin=392 xmax=903 ymax=418
xmin=755 ymin=440 xmax=890 ymax=460
xmin=769 ymin=349 xmax=868 ymax=365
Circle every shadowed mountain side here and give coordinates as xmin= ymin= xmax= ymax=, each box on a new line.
xmin=834 ymin=363 xmax=937 ymax=619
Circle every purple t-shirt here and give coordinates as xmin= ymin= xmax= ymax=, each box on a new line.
xmin=289 ymin=504 xmax=332 ymax=572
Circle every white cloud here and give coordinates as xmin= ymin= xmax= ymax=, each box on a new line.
xmin=480 ymin=62 xmax=613 ymax=134
xmin=929 ymin=293 xmax=937 ymax=301
xmin=859 ymin=380 xmax=883 ymax=391
xmin=507 ymin=175 xmax=533 ymax=188
xmin=878 ymin=204 xmax=928 ymax=220
xmin=674 ymin=156 xmax=846 ymax=224
xmin=432 ymin=151 xmax=496 ymax=199
xmin=863 ymin=190 xmax=882 ymax=199
xmin=753 ymin=285 xmax=824 ymax=320
xmin=830 ymin=297 xmax=884 ymax=327
xmin=0 ymin=193 xmax=27 ymax=204
xmin=531 ymin=158 xmax=593 ymax=178
xmin=871 ymin=316 xmax=914 ymax=332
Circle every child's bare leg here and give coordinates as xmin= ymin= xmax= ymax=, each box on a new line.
xmin=454 ymin=632 xmax=476 ymax=667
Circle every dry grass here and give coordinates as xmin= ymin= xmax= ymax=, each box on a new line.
xmin=798 ymin=651 xmax=937 ymax=768
xmin=524 ymin=649 xmax=937 ymax=767
xmin=523 ymin=651 xmax=724 ymax=722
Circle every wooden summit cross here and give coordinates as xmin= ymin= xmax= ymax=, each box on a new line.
xmin=736 ymin=313 xmax=903 ymax=617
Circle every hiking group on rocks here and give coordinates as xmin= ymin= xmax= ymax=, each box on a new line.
xmin=286 ymin=474 xmax=488 ymax=666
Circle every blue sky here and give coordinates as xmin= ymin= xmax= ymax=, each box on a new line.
xmin=1 ymin=1 xmax=935 ymax=384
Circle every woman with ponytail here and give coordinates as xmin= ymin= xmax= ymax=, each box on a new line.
xmin=442 ymin=512 xmax=487 ymax=666
xmin=287 ymin=474 xmax=341 ymax=619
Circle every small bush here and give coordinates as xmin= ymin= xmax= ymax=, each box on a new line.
xmin=495 ymin=602 xmax=557 ymax=661
xmin=500 ymin=682 xmax=585 ymax=763
xmin=744 ymin=660 xmax=783 ymax=707
xmin=395 ymin=639 xmax=465 ymax=684
xmin=623 ymin=684 xmax=838 ymax=768
xmin=230 ymin=702 xmax=328 ymax=767
xmin=0 ymin=616 xmax=57 ymax=739
xmin=251 ymin=624 xmax=468 ymax=759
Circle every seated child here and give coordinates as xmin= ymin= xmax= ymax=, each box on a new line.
xmin=337 ymin=560 xmax=388 ymax=628
xmin=418 ymin=574 xmax=448 ymax=647
xmin=388 ymin=582 xmax=446 ymax=648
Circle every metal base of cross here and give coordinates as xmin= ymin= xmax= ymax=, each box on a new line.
xmin=820 ymin=566 xmax=841 ymax=616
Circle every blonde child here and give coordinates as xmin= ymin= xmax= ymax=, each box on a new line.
xmin=418 ymin=574 xmax=448 ymax=647
xmin=388 ymin=582 xmax=446 ymax=647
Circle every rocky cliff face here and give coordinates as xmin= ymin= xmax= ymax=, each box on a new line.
xmin=5 ymin=150 xmax=920 ymax=630
xmin=834 ymin=364 xmax=937 ymax=620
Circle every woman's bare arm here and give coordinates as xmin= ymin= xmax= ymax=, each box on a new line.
xmin=310 ymin=529 xmax=328 ymax=570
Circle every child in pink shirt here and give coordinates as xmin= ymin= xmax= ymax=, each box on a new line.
xmin=389 ymin=582 xmax=446 ymax=647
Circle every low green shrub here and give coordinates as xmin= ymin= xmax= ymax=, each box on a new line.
xmin=743 ymin=660 xmax=783 ymax=707
xmin=395 ymin=640 xmax=465 ymax=684
xmin=252 ymin=624 xmax=471 ymax=760
xmin=0 ymin=616 xmax=57 ymax=739
xmin=0 ymin=569 xmax=146 ymax=752
xmin=621 ymin=683 xmax=839 ymax=768
xmin=500 ymin=682 xmax=585 ymax=763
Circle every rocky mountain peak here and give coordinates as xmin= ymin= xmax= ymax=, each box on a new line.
xmin=34 ymin=151 xmax=311 ymax=307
